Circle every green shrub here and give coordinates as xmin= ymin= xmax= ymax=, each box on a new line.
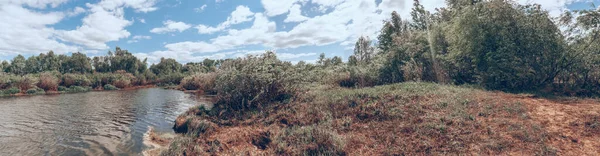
xmin=214 ymin=52 xmax=301 ymax=112
xmin=26 ymin=88 xmax=44 ymax=95
xmin=58 ymin=86 xmax=67 ymax=92
xmin=103 ymin=84 xmax=119 ymax=90
xmin=62 ymin=74 xmax=91 ymax=87
xmin=4 ymin=87 xmax=20 ymax=95
xmin=180 ymin=73 xmax=217 ymax=92
xmin=159 ymin=73 xmax=185 ymax=85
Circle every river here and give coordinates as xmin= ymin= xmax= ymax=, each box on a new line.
xmin=0 ymin=88 xmax=212 ymax=155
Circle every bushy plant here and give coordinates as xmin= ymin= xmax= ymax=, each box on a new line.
xmin=112 ymin=76 xmax=131 ymax=88
xmin=62 ymin=74 xmax=91 ymax=87
xmin=26 ymin=88 xmax=44 ymax=95
xmin=157 ymin=73 xmax=185 ymax=85
xmin=214 ymin=52 xmax=301 ymax=112
xmin=67 ymin=86 xmax=91 ymax=93
xmin=103 ymin=84 xmax=119 ymax=90
xmin=58 ymin=86 xmax=68 ymax=92
xmin=4 ymin=87 xmax=20 ymax=95
xmin=180 ymin=73 xmax=217 ymax=92
xmin=274 ymin=126 xmax=346 ymax=155
xmin=17 ymin=75 xmax=38 ymax=92
xmin=37 ymin=72 xmax=59 ymax=91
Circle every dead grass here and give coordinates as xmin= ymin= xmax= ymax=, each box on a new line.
xmin=159 ymin=82 xmax=600 ymax=155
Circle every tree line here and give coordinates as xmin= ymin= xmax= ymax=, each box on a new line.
xmin=342 ymin=0 xmax=600 ymax=96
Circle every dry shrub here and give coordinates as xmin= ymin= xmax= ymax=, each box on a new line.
xmin=37 ymin=72 xmax=59 ymax=91
xmin=273 ymin=126 xmax=346 ymax=155
xmin=17 ymin=75 xmax=37 ymax=92
xmin=180 ymin=73 xmax=217 ymax=93
xmin=112 ymin=77 xmax=131 ymax=88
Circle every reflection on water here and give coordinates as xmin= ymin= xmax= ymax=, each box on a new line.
xmin=0 ymin=88 xmax=212 ymax=155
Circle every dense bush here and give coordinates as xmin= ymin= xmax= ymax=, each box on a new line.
xmin=4 ymin=87 xmax=20 ymax=95
xmin=37 ymin=72 xmax=59 ymax=91
xmin=112 ymin=76 xmax=131 ymax=88
xmin=180 ymin=73 xmax=217 ymax=92
xmin=26 ymin=88 xmax=44 ymax=95
xmin=17 ymin=75 xmax=38 ymax=92
xmin=214 ymin=52 xmax=301 ymax=112
xmin=158 ymin=73 xmax=185 ymax=85
xmin=62 ymin=74 xmax=91 ymax=87
xmin=103 ymin=84 xmax=119 ymax=90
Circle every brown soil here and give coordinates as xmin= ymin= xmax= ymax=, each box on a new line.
xmin=517 ymin=95 xmax=600 ymax=155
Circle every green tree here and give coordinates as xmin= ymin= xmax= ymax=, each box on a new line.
xmin=7 ymin=55 xmax=26 ymax=75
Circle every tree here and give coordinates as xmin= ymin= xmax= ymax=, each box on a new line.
xmin=24 ymin=55 xmax=41 ymax=74
xmin=7 ymin=55 xmax=26 ymax=75
xmin=447 ymin=1 xmax=567 ymax=91
xmin=353 ymin=36 xmax=375 ymax=64
xmin=65 ymin=52 xmax=92 ymax=74
xmin=150 ymin=58 xmax=182 ymax=76
xmin=410 ymin=0 xmax=429 ymax=30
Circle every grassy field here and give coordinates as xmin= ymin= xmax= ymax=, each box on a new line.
xmin=148 ymin=82 xmax=600 ymax=155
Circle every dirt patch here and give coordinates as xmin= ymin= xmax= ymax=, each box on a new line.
xmin=518 ymin=96 xmax=600 ymax=155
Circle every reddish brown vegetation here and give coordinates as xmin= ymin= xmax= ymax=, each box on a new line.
xmin=157 ymin=83 xmax=600 ymax=155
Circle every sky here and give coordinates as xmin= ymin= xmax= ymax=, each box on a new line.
xmin=0 ymin=0 xmax=599 ymax=64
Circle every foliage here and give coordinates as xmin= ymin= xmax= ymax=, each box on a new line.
xmin=103 ymin=84 xmax=119 ymax=91
xmin=37 ymin=72 xmax=59 ymax=91
xmin=4 ymin=87 xmax=20 ymax=95
xmin=180 ymin=73 xmax=217 ymax=93
xmin=62 ymin=74 xmax=91 ymax=87
xmin=214 ymin=51 xmax=301 ymax=112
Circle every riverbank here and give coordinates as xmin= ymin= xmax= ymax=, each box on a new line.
xmin=151 ymin=82 xmax=600 ymax=155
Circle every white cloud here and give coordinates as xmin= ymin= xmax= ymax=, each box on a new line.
xmin=261 ymin=0 xmax=299 ymax=16
xmin=216 ymin=0 xmax=225 ymax=3
xmin=96 ymin=0 xmax=158 ymax=13
xmin=67 ymin=7 xmax=86 ymax=17
xmin=139 ymin=18 xmax=146 ymax=23
xmin=284 ymin=4 xmax=309 ymax=22
xmin=195 ymin=4 xmax=208 ymax=12
xmin=127 ymin=35 xmax=151 ymax=43
xmin=277 ymin=52 xmax=317 ymax=59
xmin=56 ymin=4 xmax=133 ymax=49
xmin=195 ymin=5 xmax=254 ymax=34
xmin=3 ymin=0 xmax=69 ymax=9
xmin=0 ymin=4 xmax=78 ymax=56
xmin=150 ymin=20 xmax=192 ymax=34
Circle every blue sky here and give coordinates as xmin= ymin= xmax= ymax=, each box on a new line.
xmin=0 ymin=0 xmax=599 ymax=64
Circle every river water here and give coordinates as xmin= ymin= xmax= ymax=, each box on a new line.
xmin=0 ymin=88 xmax=212 ymax=155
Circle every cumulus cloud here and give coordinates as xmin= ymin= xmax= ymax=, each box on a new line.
xmin=0 ymin=4 xmax=77 ymax=56
xmin=56 ymin=4 xmax=133 ymax=49
xmin=127 ymin=35 xmax=151 ymax=43
xmin=284 ymin=4 xmax=309 ymax=23
xmin=261 ymin=0 xmax=299 ymax=16
xmin=96 ymin=0 xmax=158 ymax=12
xmin=150 ymin=20 xmax=192 ymax=34
xmin=195 ymin=5 xmax=254 ymax=34
xmin=67 ymin=7 xmax=86 ymax=17
xmin=3 ymin=0 xmax=69 ymax=9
